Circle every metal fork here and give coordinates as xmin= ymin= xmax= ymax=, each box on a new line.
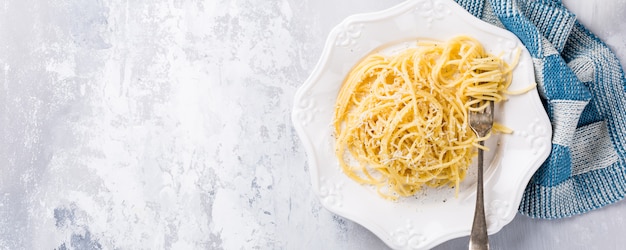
xmin=468 ymin=100 xmax=493 ymax=250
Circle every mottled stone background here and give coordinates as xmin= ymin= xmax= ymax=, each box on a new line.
xmin=0 ymin=0 xmax=625 ymax=249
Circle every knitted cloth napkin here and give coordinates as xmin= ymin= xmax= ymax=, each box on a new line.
xmin=453 ymin=0 xmax=626 ymax=219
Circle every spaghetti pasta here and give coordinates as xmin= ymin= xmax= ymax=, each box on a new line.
xmin=333 ymin=35 xmax=528 ymax=200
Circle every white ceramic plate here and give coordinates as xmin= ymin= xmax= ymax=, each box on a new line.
xmin=292 ymin=0 xmax=551 ymax=249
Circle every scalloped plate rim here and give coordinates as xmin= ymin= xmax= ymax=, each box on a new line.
xmin=291 ymin=0 xmax=552 ymax=249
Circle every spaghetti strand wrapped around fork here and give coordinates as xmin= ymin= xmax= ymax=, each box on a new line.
xmin=334 ymin=36 xmax=527 ymax=200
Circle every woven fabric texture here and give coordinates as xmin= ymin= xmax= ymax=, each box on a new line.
xmin=454 ymin=0 xmax=626 ymax=219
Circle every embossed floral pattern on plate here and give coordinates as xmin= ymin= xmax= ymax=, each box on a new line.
xmin=291 ymin=0 xmax=551 ymax=249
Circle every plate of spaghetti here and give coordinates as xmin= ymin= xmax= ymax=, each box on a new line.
xmin=292 ymin=0 xmax=551 ymax=249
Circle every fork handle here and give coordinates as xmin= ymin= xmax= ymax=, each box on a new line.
xmin=469 ymin=141 xmax=489 ymax=250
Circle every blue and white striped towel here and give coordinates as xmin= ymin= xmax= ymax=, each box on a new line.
xmin=454 ymin=0 xmax=626 ymax=219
